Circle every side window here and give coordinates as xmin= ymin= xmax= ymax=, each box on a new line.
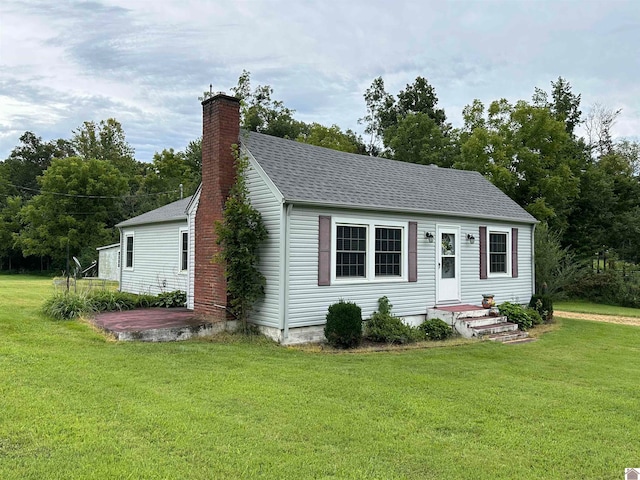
xmin=180 ymin=230 xmax=188 ymax=272
xmin=489 ymin=232 xmax=507 ymax=273
xmin=125 ymin=235 xmax=134 ymax=269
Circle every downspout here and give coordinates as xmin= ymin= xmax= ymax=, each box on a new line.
xmin=118 ymin=227 xmax=123 ymax=292
xmin=281 ymin=203 xmax=292 ymax=341
xmin=531 ymin=223 xmax=536 ymax=295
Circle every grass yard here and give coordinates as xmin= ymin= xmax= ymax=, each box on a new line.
xmin=555 ymin=299 xmax=640 ymax=318
xmin=1 ymin=274 xmax=640 ymax=479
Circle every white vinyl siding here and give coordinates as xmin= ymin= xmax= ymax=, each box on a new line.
xmin=186 ymin=191 xmax=199 ymax=309
xmin=288 ymin=207 xmax=432 ymax=328
xmin=461 ymin=224 xmax=532 ymax=305
xmin=120 ymin=221 xmax=189 ymax=296
xmin=286 ymin=206 xmax=533 ymax=328
xmin=244 ymin=151 xmax=283 ymax=328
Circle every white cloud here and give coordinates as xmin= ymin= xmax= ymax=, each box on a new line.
xmin=1 ymin=0 xmax=638 ymax=161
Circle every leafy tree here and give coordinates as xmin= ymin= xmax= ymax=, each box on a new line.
xmin=231 ymin=70 xmax=302 ymax=139
xmin=0 ymin=131 xmax=75 ymax=199
xmin=214 ymin=146 xmax=268 ymax=332
xmin=0 ymin=196 xmax=23 ymax=270
xmin=15 ymin=157 xmax=128 ymax=269
xmin=532 ymin=77 xmax=582 ymax=135
xmin=296 ymin=123 xmax=366 ymax=154
xmin=136 ymin=148 xmax=200 ymax=212
xmin=72 ymin=118 xmax=141 ymax=181
xmin=360 ymin=76 xmax=456 ymax=165
xmin=457 ymin=98 xmax=582 ymax=230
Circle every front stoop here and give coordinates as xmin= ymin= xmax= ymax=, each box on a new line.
xmin=427 ymin=305 xmax=529 ymax=343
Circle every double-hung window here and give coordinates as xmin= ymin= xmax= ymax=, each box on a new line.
xmin=125 ymin=234 xmax=134 ymax=269
xmin=487 ymin=228 xmax=510 ymax=275
xmin=336 ymin=225 xmax=367 ymax=277
xmin=333 ymin=220 xmax=407 ymax=282
xmin=179 ymin=229 xmax=189 ymax=272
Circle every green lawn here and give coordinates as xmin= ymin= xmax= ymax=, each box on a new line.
xmin=1 ymin=274 xmax=640 ymax=479
xmin=555 ymin=299 xmax=640 ymax=317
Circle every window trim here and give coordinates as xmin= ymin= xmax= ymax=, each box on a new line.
xmin=486 ymin=226 xmax=511 ymax=277
xmin=124 ymin=232 xmax=134 ymax=271
xmin=179 ymin=228 xmax=189 ymax=274
xmin=331 ymin=218 xmax=408 ymax=284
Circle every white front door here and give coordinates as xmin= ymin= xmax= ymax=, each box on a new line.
xmin=436 ymin=226 xmax=461 ymax=304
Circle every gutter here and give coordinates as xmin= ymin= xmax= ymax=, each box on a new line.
xmin=531 ymin=223 xmax=536 ymax=295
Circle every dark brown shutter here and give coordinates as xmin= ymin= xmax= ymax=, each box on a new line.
xmin=479 ymin=226 xmax=487 ymax=279
xmin=512 ymin=227 xmax=519 ymax=278
xmin=408 ymin=222 xmax=417 ymax=282
xmin=318 ymin=216 xmax=331 ymax=286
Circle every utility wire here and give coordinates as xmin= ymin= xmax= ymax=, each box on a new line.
xmin=6 ymin=183 xmax=183 ymax=199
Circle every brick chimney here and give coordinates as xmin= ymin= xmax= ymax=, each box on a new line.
xmin=194 ymin=93 xmax=240 ymax=318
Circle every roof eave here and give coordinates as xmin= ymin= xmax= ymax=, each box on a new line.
xmin=116 ymin=216 xmax=189 ymax=228
xmin=284 ymin=198 xmax=539 ymax=224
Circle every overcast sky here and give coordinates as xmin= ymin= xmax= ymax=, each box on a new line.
xmin=1 ymin=0 xmax=638 ymax=162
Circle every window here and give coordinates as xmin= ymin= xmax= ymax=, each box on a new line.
xmin=333 ymin=220 xmax=407 ymax=282
xmin=375 ymin=227 xmax=402 ymax=276
xmin=180 ymin=230 xmax=189 ymax=272
xmin=336 ymin=225 xmax=366 ymax=277
xmin=489 ymin=231 xmax=508 ymax=274
xmin=125 ymin=234 xmax=134 ymax=269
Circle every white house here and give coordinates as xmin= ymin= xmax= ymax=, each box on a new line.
xmin=116 ymin=93 xmax=537 ymax=344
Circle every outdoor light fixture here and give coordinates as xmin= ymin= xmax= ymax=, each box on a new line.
xmin=425 ymin=232 xmax=434 ymax=243
xmin=467 ymin=233 xmax=476 ymax=244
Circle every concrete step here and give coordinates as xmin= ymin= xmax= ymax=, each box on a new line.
xmin=486 ymin=330 xmax=529 ymax=342
xmin=462 ymin=315 xmax=509 ymax=328
xmin=471 ymin=321 xmax=519 ymax=336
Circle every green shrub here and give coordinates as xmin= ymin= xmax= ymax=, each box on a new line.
xmin=324 ymin=300 xmax=363 ymax=348
xmin=89 ymin=290 xmax=137 ymax=312
xmin=419 ymin=318 xmax=453 ymax=341
xmin=365 ymin=296 xmax=421 ymax=344
xmin=528 ymin=294 xmax=554 ymax=323
xmin=498 ymin=302 xmax=534 ymax=330
xmin=525 ymin=307 xmax=543 ymax=326
xmin=135 ymin=294 xmax=157 ymax=308
xmin=153 ymin=290 xmax=187 ymax=308
xmin=42 ymin=292 xmax=93 ymax=320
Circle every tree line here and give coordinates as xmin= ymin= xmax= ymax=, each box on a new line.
xmin=1 ymin=72 xmax=639 ymax=291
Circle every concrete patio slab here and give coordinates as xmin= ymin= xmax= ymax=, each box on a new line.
xmin=92 ymin=308 xmax=223 ymax=342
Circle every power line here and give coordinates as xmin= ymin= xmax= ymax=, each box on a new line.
xmin=6 ymin=183 xmax=184 ymax=199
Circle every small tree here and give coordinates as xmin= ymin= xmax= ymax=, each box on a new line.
xmin=215 ymin=145 xmax=268 ymax=332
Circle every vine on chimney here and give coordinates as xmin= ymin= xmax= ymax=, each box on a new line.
xmin=214 ymin=143 xmax=268 ymax=332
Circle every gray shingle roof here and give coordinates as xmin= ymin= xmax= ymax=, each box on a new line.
xmin=116 ymin=196 xmax=192 ymax=228
xmin=243 ymin=132 xmax=537 ymax=223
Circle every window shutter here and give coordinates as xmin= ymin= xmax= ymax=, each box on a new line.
xmin=318 ymin=216 xmax=331 ymax=286
xmin=512 ymin=227 xmax=518 ymax=278
xmin=408 ymin=222 xmax=417 ymax=282
xmin=479 ymin=226 xmax=487 ymax=279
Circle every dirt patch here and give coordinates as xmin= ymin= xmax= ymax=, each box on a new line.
xmin=555 ymin=310 xmax=640 ymax=327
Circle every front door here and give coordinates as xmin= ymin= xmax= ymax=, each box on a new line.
xmin=436 ymin=226 xmax=461 ymax=304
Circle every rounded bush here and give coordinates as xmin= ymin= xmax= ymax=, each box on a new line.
xmin=324 ymin=300 xmax=362 ymax=348
xmin=419 ymin=318 xmax=453 ymax=341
